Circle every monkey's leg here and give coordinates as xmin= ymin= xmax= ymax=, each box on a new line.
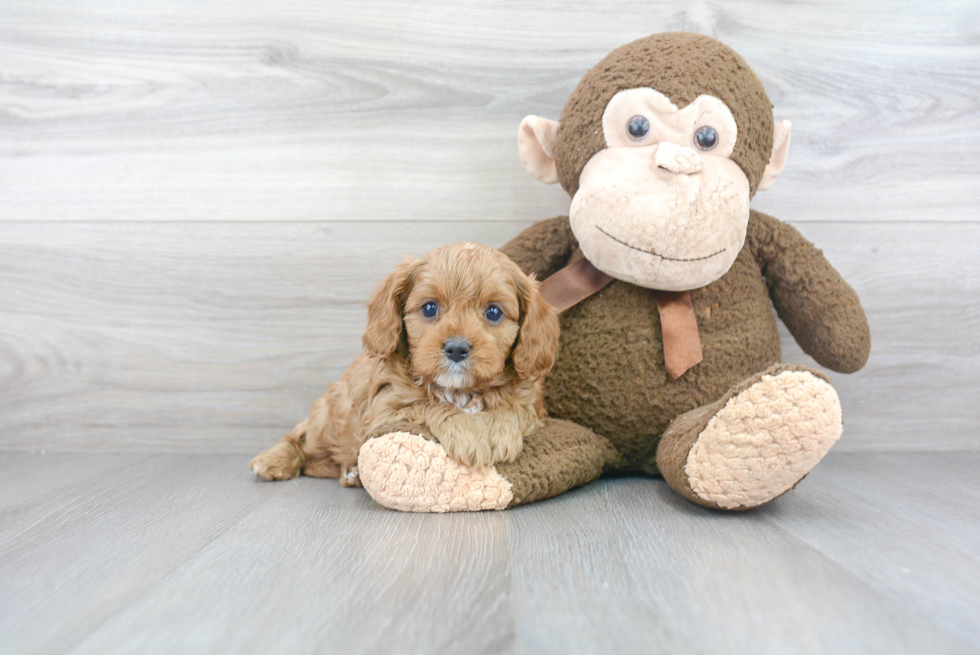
xmin=654 ymin=363 xmax=842 ymax=510
xmin=358 ymin=419 xmax=622 ymax=512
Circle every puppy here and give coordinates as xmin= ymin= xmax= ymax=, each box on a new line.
xmin=250 ymin=242 xmax=560 ymax=486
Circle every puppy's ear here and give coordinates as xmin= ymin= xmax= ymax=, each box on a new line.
xmin=363 ymin=258 xmax=422 ymax=359
xmin=512 ymin=274 xmax=561 ymax=379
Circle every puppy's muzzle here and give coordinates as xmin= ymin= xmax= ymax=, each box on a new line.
xmin=443 ymin=338 xmax=471 ymax=364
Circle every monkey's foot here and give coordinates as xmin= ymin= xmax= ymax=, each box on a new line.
xmin=358 ymin=432 xmax=514 ymax=512
xmin=657 ymin=364 xmax=842 ymax=510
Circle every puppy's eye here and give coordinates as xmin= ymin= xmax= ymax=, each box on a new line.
xmin=484 ymin=305 xmax=504 ymax=323
xmin=421 ymin=301 xmax=439 ymax=319
xmin=627 ymin=115 xmax=650 ymax=141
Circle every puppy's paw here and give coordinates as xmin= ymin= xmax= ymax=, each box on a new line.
xmin=440 ymin=431 xmax=494 ymax=469
xmin=359 ymin=432 xmax=513 ymax=512
xmin=340 ymin=464 xmax=362 ymax=488
xmin=489 ymin=429 xmax=523 ymax=465
xmin=431 ymin=414 xmax=495 ymax=468
xmin=250 ymin=442 xmax=302 ymax=481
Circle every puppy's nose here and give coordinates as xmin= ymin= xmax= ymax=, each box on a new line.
xmin=443 ymin=338 xmax=471 ymax=363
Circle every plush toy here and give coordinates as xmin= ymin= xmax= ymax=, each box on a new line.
xmin=356 ymin=32 xmax=870 ymax=512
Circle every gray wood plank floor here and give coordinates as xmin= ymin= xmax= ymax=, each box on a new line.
xmin=1 ymin=452 xmax=978 ymax=655
xmin=2 ymin=3 xmax=978 ymax=651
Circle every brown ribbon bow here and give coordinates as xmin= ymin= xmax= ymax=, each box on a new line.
xmin=539 ymin=258 xmax=703 ymax=380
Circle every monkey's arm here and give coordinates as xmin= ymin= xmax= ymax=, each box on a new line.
xmin=746 ymin=210 xmax=871 ymax=373
xmin=499 ymin=216 xmax=578 ymax=279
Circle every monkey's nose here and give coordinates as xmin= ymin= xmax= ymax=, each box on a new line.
xmin=443 ymin=338 xmax=471 ymax=363
xmin=654 ymin=142 xmax=703 ymax=175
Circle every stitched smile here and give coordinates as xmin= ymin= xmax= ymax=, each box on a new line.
xmin=596 ymin=226 xmax=726 ymax=262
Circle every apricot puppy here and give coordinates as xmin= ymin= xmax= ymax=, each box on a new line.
xmin=250 ymin=242 xmax=560 ymax=486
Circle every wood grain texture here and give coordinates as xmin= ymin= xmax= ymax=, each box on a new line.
xmin=1 ymin=220 xmax=977 ymax=453
xmin=769 ymin=453 xmax=980 ymax=645
xmin=1 ymin=0 xmax=978 ymax=223
xmin=0 ymin=452 xmax=978 ymax=654
xmin=2 ymin=5 xmax=977 ymax=654
xmin=0 ymin=0 xmax=978 ymax=455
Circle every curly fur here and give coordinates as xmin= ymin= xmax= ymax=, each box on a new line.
xmin=250 ymin=242 xmax=561 ymax=484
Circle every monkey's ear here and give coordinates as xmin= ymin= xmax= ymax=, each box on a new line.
xmin=518 ymin=116 xmax=560 ymax=185
xmin=758 ymin=120 xmax=792 ymax=192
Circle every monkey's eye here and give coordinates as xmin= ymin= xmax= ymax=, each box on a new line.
xmin=421 ymin=301 xmax=439 ymax=319
xmin=484 ymin=305 xmax=504 ymax=323
xmin=694 ymin=125 xmax=719 ymax=151
xmin=627 ymin=115 xmax=650 ymax=141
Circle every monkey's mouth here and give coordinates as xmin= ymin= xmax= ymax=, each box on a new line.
xmin=596 ymin=226 xmax=726 ymax=263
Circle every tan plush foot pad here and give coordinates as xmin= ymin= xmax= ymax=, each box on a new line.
xmin=358 ymin=432 xmax=514 ymax=513
xmin=686 ymin=370 xmax=843 ymax=510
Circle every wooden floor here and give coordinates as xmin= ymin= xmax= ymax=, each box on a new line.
xmin=2 ymin=3 xmax=977 ymax=653
xmin=1 ymin=452 xmax=978 ymax=655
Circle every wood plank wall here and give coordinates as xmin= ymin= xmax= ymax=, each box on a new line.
xmin=1 ymin=0 xmax=978 ymax=452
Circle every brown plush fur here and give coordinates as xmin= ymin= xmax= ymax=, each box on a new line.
xmin=500 ymin=209 xmax=870 ymax=476
xmin=250 ymin=243 xmax=560 ymax=483
xmin=554 ymin=32 xmax=775 ymax=197
xmin=269 ymin=33 xmax=870 ymax=514
xmin=487 ymin=33 xmax=871 ymax=508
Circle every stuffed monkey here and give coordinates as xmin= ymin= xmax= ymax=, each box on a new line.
xmin=357 ymin=32 xmax=871 ymax=512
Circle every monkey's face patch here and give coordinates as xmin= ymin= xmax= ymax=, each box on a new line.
xmin=568 ymin=88 xmax=750 ymax=292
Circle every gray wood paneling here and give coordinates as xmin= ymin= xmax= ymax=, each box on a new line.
xmin=1 ymin=0 xmax=978 ymax=223
xmin=1 ymin=221 xmax=977 ymax=453
xmin=1 ymin=0 xmax=978 ymax=454
xmin=0 ymin=452 xmax=977 ymax=654
xmin=2 ymin=3 xmax=977 ymax=654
